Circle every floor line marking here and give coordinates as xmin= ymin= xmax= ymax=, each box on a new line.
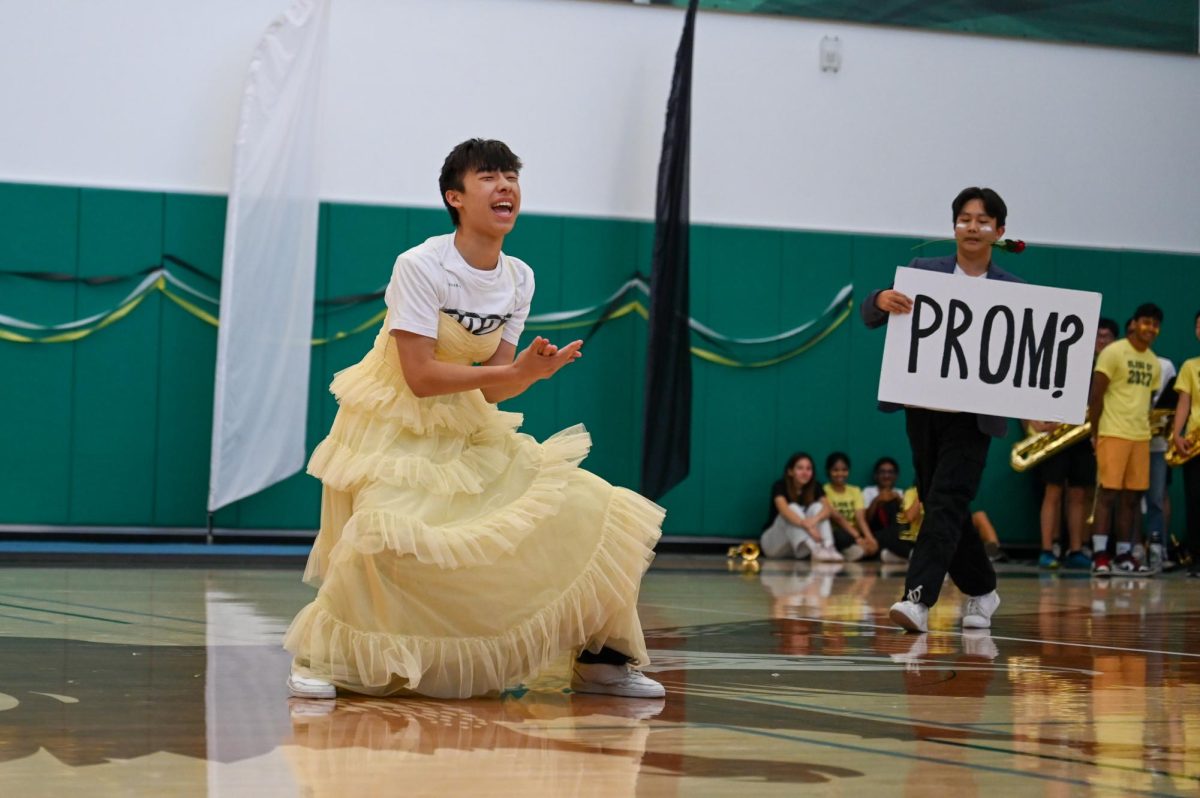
xmin=694 ymin=722 xmax=1180 ymax=796
xmin=0 ymin=600 xmax=131 ymax=625
xmin=787 ymin=616 xmax=1200 ymax=659
xmin=0 ymin=591 xmax=205 ymax=625
xmin=0 ymin=610 xmax=54 ymax=625
xmin=673 ymin=683 xmax=1197 ymax=778
xmin=929 ymin=737 xmax=1199 ymax=783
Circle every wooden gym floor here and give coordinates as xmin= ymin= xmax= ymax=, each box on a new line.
xmin=0 ymin=553 xmax=1197 ymax=796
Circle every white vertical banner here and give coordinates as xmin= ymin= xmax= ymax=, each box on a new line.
xmin=208 ymin=0 xmax=331 ymax=513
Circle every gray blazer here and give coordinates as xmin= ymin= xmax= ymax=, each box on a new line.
xmin=860 ymin=255 xmax=1025 ymax=438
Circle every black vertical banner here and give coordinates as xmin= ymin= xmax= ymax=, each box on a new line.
xmin=641 ymin=0 xmax=698 ymax=501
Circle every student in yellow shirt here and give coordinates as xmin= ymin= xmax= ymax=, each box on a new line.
xmin=823 ymin=452 xmax=880 ymax=561
xmin=1171 ymin=309 xmax=1200 ymax=578
xmin=1089 ymin=303 xmax=1163 ymax=576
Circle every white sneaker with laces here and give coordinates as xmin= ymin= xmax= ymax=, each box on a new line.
xmin=572 ymin=663 xmax=666 ymax=698
xmin=880 ymin=548 xmax=908 ymax=564
xmin=287 ymin=673 xmax=336 ymax=699
xmin=962 ymin=589 xmax=1001 ymax=629
xmin=888 ymin=599 xmax=929 ymax=633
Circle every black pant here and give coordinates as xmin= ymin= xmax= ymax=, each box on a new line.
xmin=1184 ymin=458 xmax=1200 ymax=558
xmin=903 ymin=408 xmax=996 ymax=606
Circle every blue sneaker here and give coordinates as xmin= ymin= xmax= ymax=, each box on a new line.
xmin=1063 ymin=551 xmax=1092 ymax=570
xmin=1038 ymin=551 xmax=1060 ymax=570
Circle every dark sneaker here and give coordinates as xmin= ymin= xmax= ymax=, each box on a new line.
xmin=1038 ymin=551 xmax=1060 ymax=570
xmin=1063 ymin=551 xmax=1092 ymax=570
xmin=1092 ymin=553 xmax=1112 ymax=577
xmin=1113 ymin=553 xmax=1137 ymax=574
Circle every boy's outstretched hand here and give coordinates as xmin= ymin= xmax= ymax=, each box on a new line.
xmin=514 ymin=336 xmax=583 ymax=382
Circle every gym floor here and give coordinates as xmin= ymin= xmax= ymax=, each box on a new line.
xmin=0 ymin=553 xmax=1197 ymax=796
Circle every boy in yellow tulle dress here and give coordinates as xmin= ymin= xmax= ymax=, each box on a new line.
xmin=285 ymin=139 xmax=665 ymax=700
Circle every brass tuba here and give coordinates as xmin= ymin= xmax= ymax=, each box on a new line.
xmin=1149 ymin=408 xmax=1174 ymax=438
xmin=1010 ymin=420 xmax=1091 ymax=472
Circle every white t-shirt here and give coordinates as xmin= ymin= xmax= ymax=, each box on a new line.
xmin=385 ymin=233 xmax=535 ymax=346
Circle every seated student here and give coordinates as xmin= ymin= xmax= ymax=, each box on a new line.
xmin=863 ymin=458 xmax=918 ymax=563
xmin=760 ymin=452 xmax=843 ymax=562
xmin=823 ymin=452 xmax=880 ymax=561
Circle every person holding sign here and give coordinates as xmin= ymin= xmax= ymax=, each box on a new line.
xmin=1088 ymin=304 xmax=1163 ymax=576
xmin=861 ymin=187 xmax=1020 ymax=633
xmin=1171 ymin=310 xmax=1200 ymax=578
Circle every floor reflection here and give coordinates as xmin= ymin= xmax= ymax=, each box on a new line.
xmin=0 ymin=558 xmax=1198 ymax=796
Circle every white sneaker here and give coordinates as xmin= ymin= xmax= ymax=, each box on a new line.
xmin=962 ymin=590 xmax=1001 ymax=629
xmin=572 ymin=663 xmax=666 ymax=698
xmin=813 ymin=545 xmax=844 ymax=563
xmin=889 ymin=599 xmax=929 ymax=633
xmin=880 ymin=548 xmax=908 ymax=564
xmin=287 ymin=673 xmax=336 ymax=699
xmin=841 ymin=544 xmax=865 ymax=562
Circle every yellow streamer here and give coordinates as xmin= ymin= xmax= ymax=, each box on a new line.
xmin=0 ymin=292 xmax=150 ymax=344
xmin=690 ymin=303 xmax=851 ymax=368
xmin=311 ymin=310 xmax=387 ymax=346
xmin=161 ymin=284 xmax=220 ymax=327
xmin=525 ymin=300 xmax=646 ymax=331
xmin=0 ymin=282 xmax=851 ymax=366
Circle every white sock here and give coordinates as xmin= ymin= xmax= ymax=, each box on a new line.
xmin=1093 ymin=534 xmax=1108 ymax=553
xmin=1116 ymin=541 xmax=1132 ymax=556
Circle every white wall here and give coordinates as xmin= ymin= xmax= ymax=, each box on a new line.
xmin=2 ymin=0 xmax=1198 ymax=253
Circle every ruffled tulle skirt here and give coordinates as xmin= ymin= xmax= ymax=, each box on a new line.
xmin=284 ymin=327 xmax=663 ymax=698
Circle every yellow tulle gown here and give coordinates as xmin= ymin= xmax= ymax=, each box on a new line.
xmin=284 ymin=314 xmax=664 ymax=698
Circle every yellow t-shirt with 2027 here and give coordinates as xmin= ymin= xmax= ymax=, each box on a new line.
xmin=1174 ymin=356 xmax=1200 ymax=434
xmin=1095 ymin=339 xmax=1161 ymax=441
xmin=824 ymin=484 xmax=864 ymax=523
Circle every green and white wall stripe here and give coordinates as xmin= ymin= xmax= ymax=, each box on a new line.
xmin=3 ymin=181 xmax=1198 ymax=542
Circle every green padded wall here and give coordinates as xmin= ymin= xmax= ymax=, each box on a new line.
xmin=1 ymin=180 xmax=1196 ymax=543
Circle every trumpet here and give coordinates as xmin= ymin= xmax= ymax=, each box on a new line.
xmin=1010 ymin=420 xmax=1091 ymax=472
xmin=726 ymin=541 xmax=761 ymax=561
xmin=1166 ymin=426 xmax=1200 ymax=467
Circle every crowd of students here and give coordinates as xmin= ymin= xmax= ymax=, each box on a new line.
xmin=760 ymin=306 xmax=1200 ymax=579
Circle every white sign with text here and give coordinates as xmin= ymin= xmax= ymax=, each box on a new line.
xmin=878 ymin=267 xmax=1101 ymax=424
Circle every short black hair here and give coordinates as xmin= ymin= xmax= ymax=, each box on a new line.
xmin=872 ymin=456 xmax=899 ymax=475
xmin=1097 ymin=317 xmax=1119 ymax=338
xmin=438 ymin=139 xmax=522 ymax=226
xmin=825 ymin=451 xmax=850 ymax=473
xmin=952 ymin=187 xmax=1007 ymax=227
xmin=1132 ymin=303 xmax=1164 ymax=323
